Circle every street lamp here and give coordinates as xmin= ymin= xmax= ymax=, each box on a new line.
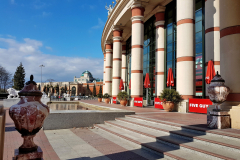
xmin=39 ymin=64 xmax=45 ymax=90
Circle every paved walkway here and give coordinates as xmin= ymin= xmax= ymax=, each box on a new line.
xmin=3 ymin=109 xmax=60 ymax=160
xmin=3 ymin=100 xmax=240 ymax=160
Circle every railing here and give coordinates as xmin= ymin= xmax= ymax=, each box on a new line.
xmin=50 ymin=96 xmax=98 ymax=101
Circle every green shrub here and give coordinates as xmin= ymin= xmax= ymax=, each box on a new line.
xmin=97 ymin=93 xmax=103 ymax=98
xmin=117 ymin=91 xmax=129 ymax=101
xmin=159 ymin=88 xmax=182 ymax=104
xmin=103 ymin=93 xmax=110 ymax=98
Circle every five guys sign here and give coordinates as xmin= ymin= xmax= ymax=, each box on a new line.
xmin=188 ymin=98 xmax=212 ymax=114
xmin=134 ymin=97 xmax=143 ymax=107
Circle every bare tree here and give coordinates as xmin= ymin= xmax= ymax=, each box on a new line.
xmin=0 ymin=65 xmax=13 ymax=93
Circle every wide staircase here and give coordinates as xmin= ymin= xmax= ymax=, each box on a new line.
xmin=94 ymin=115 xmax=240 ymax=160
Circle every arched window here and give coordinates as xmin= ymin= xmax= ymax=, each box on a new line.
xmin=72 ymin=86 xmax=76 ymax=96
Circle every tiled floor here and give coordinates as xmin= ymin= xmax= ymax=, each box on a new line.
xmin=3 ymin=109 xmax=60 ymax=160
xmin=3 ymin=100 xmax=240 ymax=160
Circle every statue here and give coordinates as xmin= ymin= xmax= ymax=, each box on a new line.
xmin=42 ymin=92 xmax=48 ymax=98
xmin=105 ymin=2 xmax=114 ymax=15
xmin=7 ymin=88 xmax=19 ymax=98
xmin=63 ymin=93 xmax=70 ymax=98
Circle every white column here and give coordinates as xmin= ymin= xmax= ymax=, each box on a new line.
xmin=103 ymin=53 xmax=106 ymax=94
xmin=155 ymin=12 xmax=165 ymax=97
xmin=112 ymin=28 xmax=122 ymax=97
xmin=105 ymin=42 xmax=113 ymax=96
xmin=205 ymin=0 xmax=220 ymax=73
xmin=121 ymin=43 xmax=127 ymax=90
xmin=176 ymin=0 xmax=195 ymax=100
xmin=220 ymin=0 xmax=240 ymax=104
xmin=131 ymin=2 xmax=144 ymax=98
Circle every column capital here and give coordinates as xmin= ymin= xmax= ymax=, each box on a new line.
xmin=113 ymin=36 xmax=122 ymax=41
xmin=131 ymin=1 xmax=146 ymax=9
xmin=155 ymin=21 xmax=165 ymax=27
xmin=131 ymin=16 xmax=144 ymax=22
xmin=105 ymin=40 xmax=112 ymax=44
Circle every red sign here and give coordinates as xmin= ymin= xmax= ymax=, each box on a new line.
xmin=154 ymin=97 xmax=163 ymax=109
xmin=188 ymin=98 xmax=213 ymax=114
xmin=134 ymin=97 xmax=143 ymax=107
xmin=112 ymin=97 xmax=117 ymax=104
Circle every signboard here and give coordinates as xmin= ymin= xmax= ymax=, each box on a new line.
xmin=112 ymin=97 xmax=117 ymax=104
xmin=134 ymin=97 xmax=143 ymax=107
xmin=188 ymin=98 xmax=213 ymax=114
xmin=154 ymin=97 xmax=163 ymax=109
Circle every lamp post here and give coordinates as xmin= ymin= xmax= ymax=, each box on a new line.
xmin=39 ymin=64 xmax=45 ymax=90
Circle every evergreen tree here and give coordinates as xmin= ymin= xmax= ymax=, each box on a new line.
xmin=64 ymin=84 xmax=67 ymax=93
xmin=13 ymin=62 xmax=25 ymax=90
xmin=99 ymin=85 xmax=102 ymax=94
xmin=38 ymin=84 xmax=41 ymax=90
xmin=93 ymin=84 xmax=96 ymax=96
xmin=87 ymin=84 xmax=90 ymax=91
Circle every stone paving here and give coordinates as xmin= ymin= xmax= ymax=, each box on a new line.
xmin=3 ymin=109 xmax=60 ymax=160
xmin=3 ymin=100 xmax=240 ymax=160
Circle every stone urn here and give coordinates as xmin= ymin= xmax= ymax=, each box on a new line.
xmin=162 ymin=101 xmax=175 ymax=112
xmin=9 ymin=75 xmax=49 ymax=153
xmin=207 ymin=71 xmax=230 ymax=110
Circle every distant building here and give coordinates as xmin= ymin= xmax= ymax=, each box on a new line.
xmin=74 ymin=70 xmax=103 ymax=83
xmin=37 ymin=70 xmax=103 ymax=96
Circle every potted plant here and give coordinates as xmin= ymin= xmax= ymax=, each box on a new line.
xmin=159 ymin=88 xmax=182 ymax=112
xmin=103 ymin=93 xmax=110 ymax=104
xmin=97 ymin=93 xmax=103 ymax=102
xmin=117 ymin=91 xmax=128 ymax=106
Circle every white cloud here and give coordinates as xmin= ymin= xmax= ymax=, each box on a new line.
xmin=0 ymin=37 xmax=103 ymax=84
xmin=42 ymin=11 xmax=51 ymax=17
xmin=45 ymin=46 xmax=52 ymax=51
xmin=91 ymin=18 xmax=105 ymax=29
xmin=10 ymin=0 xmax=15 ymax=4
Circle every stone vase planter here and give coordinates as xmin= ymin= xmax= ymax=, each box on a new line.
xmin=162 ymin=101 xmax=174 ymax=112
xmin=120 ymin=100 xmax=127 ymax=106
xmin=207 ymin=71 xmax=230 ymax=110
xmin=98 ymin=98 xmax=102 ymax=102
xmin=9 ymin=75 xmax=49 ymax=153
xmin=105 ymin=98 xmax=110 ymax=104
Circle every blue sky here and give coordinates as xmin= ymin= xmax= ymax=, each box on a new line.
xmin=0 ymin=0 xmax=114 ymax=82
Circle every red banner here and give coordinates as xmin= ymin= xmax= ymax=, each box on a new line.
xmin=112 ymin=97 xmax=117 ymax=104
xmin=154 ymin=97 xmax=163 ymax=109
xmin=134 ymin=97 xmax=143 ymax=107
xmin=188 ymin=98 xmax=213 ymax=114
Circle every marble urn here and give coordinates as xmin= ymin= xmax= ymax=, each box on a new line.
xmin=9 ymin=75 xmax=49 ymax=153
xmin=207 ymin=71 xmax=230 ymax=110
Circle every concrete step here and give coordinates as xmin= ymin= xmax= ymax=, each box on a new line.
xmin=127 ymin=115 xmax=240 ymax=140
xmin=94 ymin=123 xmax=209 ymax=160
xmin=91 ymin=127 xmax=167 ymax=160
xmin=124 ymin=116 xmax=240 ymax=152
xmin=110 ymin=119 xmax=240 ymax=160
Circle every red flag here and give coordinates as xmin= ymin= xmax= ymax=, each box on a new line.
xmin=119 ymin=79 xmax=124 ymax=90
xmin=144 ymin=73 xmax=151 ymax=88
xmin=129 ymin=79 xmax=131 ymax=89
xmin=205 ymin=60 xmax=215 ymax=84
xmin=167 ymin=68 xmax=174 ymax=87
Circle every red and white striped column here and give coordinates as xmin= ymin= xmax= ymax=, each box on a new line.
xmin=176 ymin=0 xmax=195 ymax=100
xmin=131 ymin=2 xmax=144 ymax=98
xmin=121 ymin=43 xmax=127 ymax=90
xmin=205 ymin=0 xmax=220 ymax=73
xmin=155 ymin=12 xmax=165 ymax=97
xmin=103 ymin=52 xmax=106 ymax=94
xmin=112 ymin=28 xmax=122 ymax=97
xmin=220 ymin=0 xmax=240 ymax=104
xmin=105 ymin=42 xmax=113 ymax=96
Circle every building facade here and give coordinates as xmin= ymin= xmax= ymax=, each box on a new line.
xmin=101 ymin=0 xmax=240 ymax=111
xmin=37 ymin=70 xmax=103 ymax=96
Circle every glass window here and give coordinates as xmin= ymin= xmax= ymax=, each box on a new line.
xmin=143 ymin=16 xmax=156 ymax=101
